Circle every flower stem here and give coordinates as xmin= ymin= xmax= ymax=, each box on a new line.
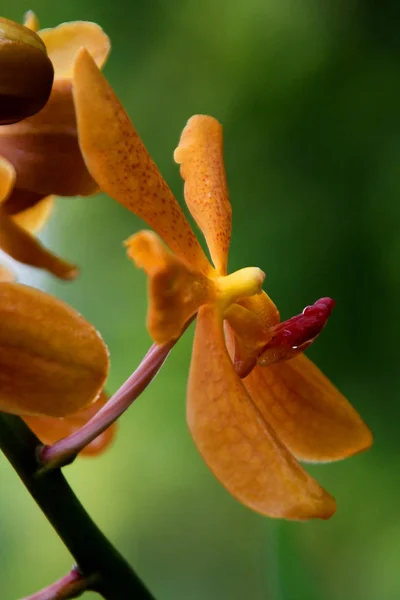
xmin=0 ymin=413 xmax=155 ymax=600
xmin=40 ymin=341 xmax=174 ymax=469
xmin=21 ymin=566 xmax=89 ymax=600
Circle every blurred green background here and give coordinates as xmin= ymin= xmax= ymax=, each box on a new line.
xmin=0 ymin=0 xmax=399 ymax=598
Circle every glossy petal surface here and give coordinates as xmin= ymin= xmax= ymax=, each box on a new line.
xmin=244 ymin=354 xmax=373 ymax=462
xmin=39 ymin=21 xmax=110 ymax=79
xmin=175 ymin=115 xmax=231 ymax=274
xmin=187 ymin=304 xmax=336 ymax=520
xmin=73 ymin=49 xmax=211 ymax=274
xmin=24 ymin=392 xmax=117 ymax=457
xmin=0 ymin=283 xmax=109 ymax=417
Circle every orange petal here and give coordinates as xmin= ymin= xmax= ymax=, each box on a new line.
xmin=12 ymin=195 xmax=55 ymax=234
xmin=23 ymin=11 xmax=39 ymax=32
xmin=126 ymin=230 xmax=216 ymax=344
xmin=24 ymin=392 xmax=117 ymax=457
xmin=187 ymin=304 xmax=336 ymax=520
xmin=226 ymin=291 xmax=280 ymax=378
xmin=0 ymin=210 xmax=77 ymax=279
xmin=243 ymin=354 xmax=373 ymax=463
xmin=39 ymin=21 xmax=110 ymax=79
xmin=174 ymin=115 xmax=231 ymax=275
xmin=0 ymin=282 xmax=109 ymax=417
xmin=73 ymin=49 xmax=211 ymax=274
xmin=0 ymin=79 xmax=98 ymax=197
xmin=0 ymin=264 xmax=15 ymax=282
xmin=0 ymin=154 xmax=15 ymax=204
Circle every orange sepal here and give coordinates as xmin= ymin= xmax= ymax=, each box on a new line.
xmin=126 ymin=230 xmax=216 ymax=344
xmin=0 ymin=283 xmax=109 ymax=417
xmin=187 ymin=304 xmax=336 ymax=520
xmin=243 ymin=354 xmax=373 ymax=463
xmin=174 ymin=115 xmax=231 ymax=275
xmin=73 ymin=49 xmax=211 ymax=274
xmin=24 ymin=392 xmax=117 ymax=457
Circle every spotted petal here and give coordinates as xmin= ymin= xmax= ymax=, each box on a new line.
xmin=187 ymin=304 xmax=336 ymax=520
xmin=243 ymin=354 xmax=373 ymax=463
xmin=174 ymin=115 xmax=232 ymax=275
xmin=0 ymin=283 xmax=109 ymax=417
xmin=73 ymin=49 xmax=211 ymax=274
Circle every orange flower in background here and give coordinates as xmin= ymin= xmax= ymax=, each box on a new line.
xmin=0 ymin=12 xmax=110 ymax=278
xmin=0 ymin=16 xmax=54 ymax=125
xmin=0 ymin=264 xmax=115 ymax=456
xmin=72 ymin=50 xmax=372 ymax=519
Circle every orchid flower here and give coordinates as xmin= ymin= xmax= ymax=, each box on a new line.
xmin=0 ymin=12 xmax=110 ymax=278
xmin=70 ymin=49 xmax=372 ymax=519
xmin=0 ymin=260 xmax=114 ymax=455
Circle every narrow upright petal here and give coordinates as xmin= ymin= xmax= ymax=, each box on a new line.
xmin=0 ymin=283 xmax=109 ymax=417
xmin=39 ymin=21 xmax=110 ymax=79
xmin=73 ymin=49 xmax=211 ymax=274
xmin=244 ymin=354 xmax=373 ymax=463
xmin=24 ymin=392 xmax=117 ymax=457
xmin=174 ymin=115 xmax=232 ymax=275
xmin=187 ymin=304 xmax=336 ymax=520
xmin=23 ymin=11 xmax=39 ymax=33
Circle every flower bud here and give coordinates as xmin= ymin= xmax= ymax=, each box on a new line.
xmin=0 ymin=17 xmax=54 ymax=124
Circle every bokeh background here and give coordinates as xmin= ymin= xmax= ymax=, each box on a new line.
xmin=0 ymin=0 xmax=399 ymax=598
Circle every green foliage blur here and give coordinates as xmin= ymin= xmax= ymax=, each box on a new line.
xmin=0 ymin=0 xmax=399 ymax=598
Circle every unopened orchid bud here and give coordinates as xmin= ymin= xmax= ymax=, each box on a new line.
xmin=0 ymin=17 xmax=54 ymax=124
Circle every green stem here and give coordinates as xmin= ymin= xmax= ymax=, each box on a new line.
xmin=0 ymin=413 xmax=155 ymax=600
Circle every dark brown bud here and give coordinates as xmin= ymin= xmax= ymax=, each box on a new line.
xmin=0 ymin=17 xmax=54 ymax=124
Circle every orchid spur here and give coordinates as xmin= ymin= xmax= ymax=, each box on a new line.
xmin=72 ymin=49 xmax=372 ymax=520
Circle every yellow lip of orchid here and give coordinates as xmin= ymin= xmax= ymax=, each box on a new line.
xmin=0 ymin=12 xmax=111 ymax=279
xmin=72 ymin=50 xmax=373 ymax=520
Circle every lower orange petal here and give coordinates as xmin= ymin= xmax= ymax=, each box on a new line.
xmin=244 ymin=354 xmax=373 ymax=463
xmin=24 ymin=392 xmax=117 ymax=457
xmin=187 ymin=304 xmax=336 ymax=520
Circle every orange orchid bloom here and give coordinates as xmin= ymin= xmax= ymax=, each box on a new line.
xmin=0 ymin=262 xmax=115 ymax=457
xmin=72 ymin=50 xmax=372 ymax=519
xmin=0 ymin=16 xmax=53 ymax=125
xmin=0 ymin=12 xmax=110 ymax=278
